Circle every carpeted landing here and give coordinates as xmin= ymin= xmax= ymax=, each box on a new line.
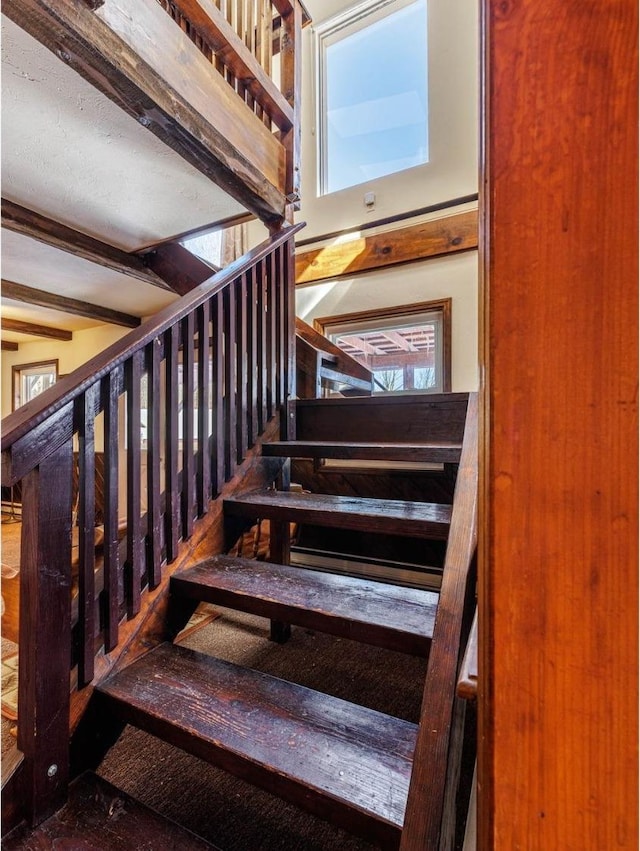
xmin=98 ymin=606 xmax=428 ymax=850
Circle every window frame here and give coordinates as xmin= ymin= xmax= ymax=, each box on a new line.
xmin=313 ymin=298 xmax=451 ymax=395
xmin=315 ymin=0 xmax=429 ymax=196
xmin=11 ymin=359 xmax=59 ymax=411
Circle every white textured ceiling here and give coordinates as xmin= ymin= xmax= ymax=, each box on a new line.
xmin=1 ymin=15 xmax=246 ymax=251
xmin=0 ymin=12 xmax=248 ymax=344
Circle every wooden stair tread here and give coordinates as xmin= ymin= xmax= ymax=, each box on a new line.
xmin=96 ymin=643 xmax=417 ymax=844
xmin=172 ymin=555 xmax=438 ymax=655
xmin=2 ymin=771 xmax=217 ymax=850
xmin=263 ymin=440 xmax=462 ymax=463
xmin=224 ymin=490 xmax=451 ymax=539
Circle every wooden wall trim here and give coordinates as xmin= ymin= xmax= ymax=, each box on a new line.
xmin=295 ymin=210 xmax=478 ymax=286
xmin=479 ymin=1 xmax=638 ymax=848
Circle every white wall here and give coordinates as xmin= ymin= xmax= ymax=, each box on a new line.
xmin=1 ymin=324 xmax=129 ymax=418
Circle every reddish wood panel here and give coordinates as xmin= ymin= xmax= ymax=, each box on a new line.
xmin=480 ymin=1 xmax=638 ymax=849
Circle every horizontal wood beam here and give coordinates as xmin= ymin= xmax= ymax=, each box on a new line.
xmin=170 ymin=0 xmax=293 ymax=130
xmin=146 ymin=244 xmax=217 ymax=296
xmin=1 ymin=200 xmax=170 ymax=291
xmin=1 ymin=280 xmax=140 ymax=328
xmin=295 ymin=210 xmax=478 ymax=286
xmin=2 ymin=318 xmax=72 ymax=341
xmin=3 ymin=0 xmax=286 ymax=224
xmin=2 ymin=341 xmax=19 ymax=351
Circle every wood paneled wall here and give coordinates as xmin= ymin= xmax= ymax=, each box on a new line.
xmin=480 ymin=1 xmax=638 ymax=848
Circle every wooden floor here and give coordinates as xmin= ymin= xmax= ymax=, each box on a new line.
xmin=2 ymin=771 xmax=218 ymax=849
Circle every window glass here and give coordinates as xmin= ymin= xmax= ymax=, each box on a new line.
xmin=12 ymin=361 xmax=58 ymax=410
xmin=319 ymin=0 xmax=428 ymax=194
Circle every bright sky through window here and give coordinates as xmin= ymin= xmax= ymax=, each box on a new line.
xmin=323 ymin=0 xmax=428 ymax=194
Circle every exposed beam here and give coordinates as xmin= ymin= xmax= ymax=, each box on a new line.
xmin=1 ymin=0 xmax=286 ymax=224
xmin=295 ymin=210 xmax=478 ymax=286
xmin=2 ymin=341 xmax=19 ymax=351
xmin=1 ymin=280 xmax=140 ymax=328
xmin=380 ymin=330 xmax=418 ymax=352
xmin=1 ymin=319 xmax=72 ymax=341
xmin=145 ymin=244 xmax=217 ymax=296
xmin=339 ymin=334 xmax=384 ymax=356
xmin=1 ymin=200 xmax=170 ymax=291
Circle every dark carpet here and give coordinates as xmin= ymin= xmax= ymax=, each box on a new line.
xmin=98 ymin=607 xmax=428 ymax=850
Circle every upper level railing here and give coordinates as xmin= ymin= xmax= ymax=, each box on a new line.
xmin=152 ymin=0 xmax=304 ymax=202
xmin=1 ymin=223 xmax=304 ymax=828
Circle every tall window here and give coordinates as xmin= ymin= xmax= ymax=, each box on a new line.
xmin=315 ymin=299 xmax=451 ymax=394
xmin=317 ymin=0 xmax=428 ymax=195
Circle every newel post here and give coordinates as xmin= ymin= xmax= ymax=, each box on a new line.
xmin=17 ymin=434 xmax=74 ymax=825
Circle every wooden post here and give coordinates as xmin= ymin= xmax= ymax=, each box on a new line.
xmin=479 ymin=0 xmax=638 ymax=848
xmin=280 ymin=0 xmax=302 ymax=203
xmin=18 ymin=434 xmax=74 ymax=825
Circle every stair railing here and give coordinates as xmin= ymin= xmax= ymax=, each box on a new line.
xmin=1 ymin=222 xmax=304 ymax=828
xmin=154 ymin=0 xmax=304 ymax=200
xmin=295 ymin=317 xmax=374 ymax=397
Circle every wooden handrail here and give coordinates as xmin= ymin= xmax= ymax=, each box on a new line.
xmin=2 ymin=224 xmax=304 ymax=470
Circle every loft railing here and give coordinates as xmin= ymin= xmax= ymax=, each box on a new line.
xmin=1 ymin=223 xmax=304 ymax=828
xmin=152 ymin=0 xmax=303 ymax=200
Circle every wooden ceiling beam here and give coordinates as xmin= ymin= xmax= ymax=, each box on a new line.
xmin=145 ymin=244 xmax=218 ymax=296
xmin=1 ymin=199 xmax=170 ymax=291
xmin=1 ymin=318 xmax=72 ymax=342
xmin=295 ymin=210 xmax=478 ymax=286
xmin=1 ymin=0 xmax=285 ymax=224
xmin=2 ymin=341 xmax=19 ymax=351
xmin=379 ymin=330 xmax=417 ymax=352
xmin=1 ymin=280 xmax=140 ymax=329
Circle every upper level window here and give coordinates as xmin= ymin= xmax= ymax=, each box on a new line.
xmin=318 ymin=0 xmax=428 ymax=195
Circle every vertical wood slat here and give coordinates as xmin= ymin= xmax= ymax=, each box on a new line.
xmin=280 ymin=0 xmax=302 ymax=200
xmin=282 ymin=239 xmax=296 ymax=439
xmin=211 ymin=293 xmax=225 ymax=495
xmin=267 ymin=246 xmax=277 ymax=416
xmin=77 ymin=384 xmax=98 ymax=687
xmin=165 ymin=325 xmax=180 ymax=562
xmin=18 ymin=431 xmax=74 ymax=825
xmin=197 ymin=301 xmax=212 ymax=516
xmin=275 ymin=244 xmax=285 ymax=411
xmin=182 ymin=313 xmax=196 ymax=539
xmin=223 ymin=284 xmax=237 ymax=480
xmin=146 ymin=339 xmax=163 ymax=588
xmin=246 ymin=266 xmax=258 ymax=445
xmin=257 ymin=260 xmax=268 ymax=430
xmin=235 ymin=274 xmax=248 ymax=463
xmin=125 ymin=351 xmax=143 ymax=617
xmin=102 ymin=368 xmax=120 ymax=652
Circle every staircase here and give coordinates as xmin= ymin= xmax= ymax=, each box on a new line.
xmin=1 ymin=218 xmax=477 ymax=848
xmin=93 ymin=392 xmax=478 ymax=849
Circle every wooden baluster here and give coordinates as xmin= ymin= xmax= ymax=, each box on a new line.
xmin=102 ymin=368 xmax=120 ymax=651
xmin=165 ymin=325 xmax=180 ymax=562
xmin=275 ymin=244 xmax=285 ymax=410
xmin=146 ymin=339 xmax=163 ymax=588
xmin=283 ymin=237 xmax=296 ymax=437
xmin=267 ymin=247 xmax=277 ymax=417
xmin=18 ymin=432 xmax=74 ymax=824
xmin=125 ymin=351 xmax=143 ymax=616
xmin=247 ymin=266 xmax=258 ymax=446
xmin=223 ymin=284 xmax=237 ymax=480
xmin=77 ymin=384 xmax=98 ymax=686
xmin=235 ymin=274 xmax=248 ymax=463
xmin=196 ymin=300 xmax=212 ymax=515
xmin=281 ymin=0 xmax=302 ymax=200
xmin=256 ymin=259 xmax=267 ymax=432
xmin=211 ymin=293 xmax=225 ymax=495
xmin=182 ymin=313 xmax=196 ymax=539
